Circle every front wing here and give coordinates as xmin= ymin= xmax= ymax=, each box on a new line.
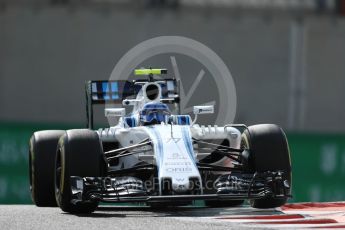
xmin=69 ymin=171 xmax=291 ymax=204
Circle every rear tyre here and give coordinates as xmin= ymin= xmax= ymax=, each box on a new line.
xmin=29 ymin=130 xmax=65 ymax=207
xmin=55 ymin=129 xmax=107 ymax=213
xmin=242 ymin=124 xmax=291 ymax=209
xmin=205 ymin=200 xmax=244 ymax=208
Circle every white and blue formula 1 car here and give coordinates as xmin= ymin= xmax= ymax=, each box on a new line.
xmin=29 ymin=68 xmax=292 ymax=213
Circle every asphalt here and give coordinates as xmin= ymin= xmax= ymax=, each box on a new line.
xmin=0 ymin=205 xmax=281 ymax=230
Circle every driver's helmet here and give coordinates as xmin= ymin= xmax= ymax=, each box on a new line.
xmin=140 ymin=102 xmax=171 ymax=125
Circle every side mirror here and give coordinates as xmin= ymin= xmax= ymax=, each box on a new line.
xmin=105 ymin=108 xmax=126 ymax=118
xmin=193 ymin=105 xmax=214 ymax=115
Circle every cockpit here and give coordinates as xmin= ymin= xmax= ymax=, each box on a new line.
xmin=140 ymin=102 xmax=171 ymax=125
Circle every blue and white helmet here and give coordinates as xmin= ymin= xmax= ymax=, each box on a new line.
xmin=140 ymin=102 xmax=171 ymax=125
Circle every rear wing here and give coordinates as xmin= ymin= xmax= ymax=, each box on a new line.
xmin=85 ymin=79 xmax=180 ymax=129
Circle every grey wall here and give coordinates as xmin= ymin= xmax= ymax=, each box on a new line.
xmin=0 ymin=5 xmax=344 ymax=132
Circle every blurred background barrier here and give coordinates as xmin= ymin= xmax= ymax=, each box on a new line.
xmin=0 ymin=123 xmax=77 ymax=204
xmin=1 ymin=122 xmax=345 ymax=204
xmin=0 ymin=0 xmax=345 ymax=203
xmin=1 ymin=1 xmax=345 ymax=131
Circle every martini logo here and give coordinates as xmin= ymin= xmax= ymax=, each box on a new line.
xmin=167 ymin=152 xmax=187 ymax=160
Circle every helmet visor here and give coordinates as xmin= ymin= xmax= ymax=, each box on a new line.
xmin=143 ymin=110 xmax=170 ymax=123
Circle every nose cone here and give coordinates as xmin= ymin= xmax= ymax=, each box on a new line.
xmin=142 ymin=125 xmax=203 ymax=195
xmin=172 ymin=178 xmax=190 ymax=193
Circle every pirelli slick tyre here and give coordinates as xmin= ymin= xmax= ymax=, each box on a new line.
xmin=29 ymin=130 xmax=65 ymax=207
xmin=242 ymin=124 xmax=291 ymax=209
xmin=55 ymin=129 xmax=106 ymax=213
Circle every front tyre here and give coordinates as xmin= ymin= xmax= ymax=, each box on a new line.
xmin=55 ymin=129 xmax=106 ymax=213
xmin=242 ymin=124 xmax=291 ymax=209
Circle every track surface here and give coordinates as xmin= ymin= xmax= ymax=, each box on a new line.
xmin=0 ymin=205 xmax=278 ymax=230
